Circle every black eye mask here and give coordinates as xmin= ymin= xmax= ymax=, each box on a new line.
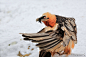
xmin=39 ymin=16 xmax=46 ymax=23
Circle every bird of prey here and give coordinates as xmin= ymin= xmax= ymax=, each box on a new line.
xmin=20 ymin=12 xmax=77 ymax=57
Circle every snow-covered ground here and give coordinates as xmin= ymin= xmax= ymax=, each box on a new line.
xmin=0 ymin=0 xmax=86 ymax=57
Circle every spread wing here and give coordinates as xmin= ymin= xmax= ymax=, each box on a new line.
xmin=20 ymin=16 xmax=77 ymax=54
xmin=20 ymin=29 xmax=64 ymax=53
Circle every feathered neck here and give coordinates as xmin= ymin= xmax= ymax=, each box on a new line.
xmin=42 ymin=12 xmax=56 ymax=27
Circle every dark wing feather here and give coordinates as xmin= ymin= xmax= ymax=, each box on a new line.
xmin=21 ymin=28 xmax=64 ymax=52
xmin=56 ymin=15 xmax=77 ymax=47
xmin=63 ymin=18 xmax=77 ymax=44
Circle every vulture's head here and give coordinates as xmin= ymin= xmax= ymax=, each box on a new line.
xmin=36 ymin=12 xmax=56 ymax=27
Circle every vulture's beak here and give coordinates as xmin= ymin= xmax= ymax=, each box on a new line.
xmin=36 ymin=16 xmax=49 ymax=23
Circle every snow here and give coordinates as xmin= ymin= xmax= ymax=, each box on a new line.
xmin=0 ymin=0 xmax=86 ymax=57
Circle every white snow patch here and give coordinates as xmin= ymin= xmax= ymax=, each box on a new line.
xmin=0 ymin=0 xmax=86 ymax=57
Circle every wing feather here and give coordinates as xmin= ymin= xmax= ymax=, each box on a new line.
xmin=36 ymin=38 xmax=58 ymax=47
xmin=29 ymin=36 xmax=51 ymax=40
xmin=65 ymin=20 xmax=74 ymax=31
xmin=32 ymin=37 xmax=56 ymax=43
xmin=20 ymin=33 xmax=49 ymax=37
xmin=62 ymin=17 xmax=77 ymax=46
xmin=40 ymin=40 xmax=62 ymax=50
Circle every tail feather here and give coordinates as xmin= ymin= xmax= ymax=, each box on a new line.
xmin=55 ymin=45 xmax=65 ymax=53
xmin=39 ymin=50 xmax=51 ymax=57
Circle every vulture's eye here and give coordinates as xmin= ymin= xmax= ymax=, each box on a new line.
xmin=44 ymin=16 xmax=46 ymax=19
